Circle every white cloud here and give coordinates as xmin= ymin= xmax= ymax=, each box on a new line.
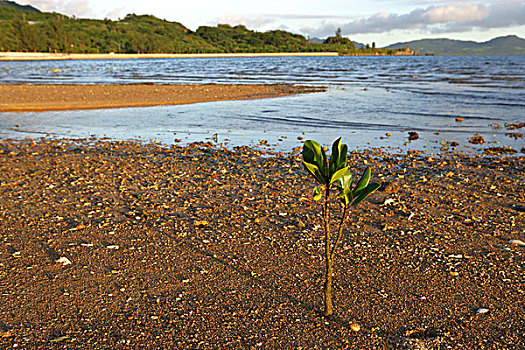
xmin=304 ymin=2 xmax=525 ymax=37
xmin=422 ymin=4 xmax=487 ymax=23
xmin=213 ymin=14 xmax=276 ymax=28
xmin=104 ymin=7 xmax=131 ymax=20
xmin=19 ymin=0 xmax=93 ymax=17
xmin=62 ymin=0 xmax=90 ymax=17
xmin=211 ymin=13 xmax=349 ymax=31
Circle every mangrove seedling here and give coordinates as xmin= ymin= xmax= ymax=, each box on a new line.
xmin=302 ymin=138 xmax=380 ymax=316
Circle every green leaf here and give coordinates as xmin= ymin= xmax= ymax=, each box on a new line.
xmin=303 ymin=140 xmax=328 ymax=182
xmin=329 ymin=137 xmax=342 ymax=175
xmin=334 ymin=169 xmax=352 ymax=189
xmin=338 ymin=144 xmax=348 ymax=170
xmin=302 ymin=161 xmax=326 ymax=185
xmin=353 ymin=166 xmax=371 ymax=194
xmin=302 ymin=140 xmax=323 ymax=166
xmin=338 ymin=186 xmax=352 ymax=206
xmin=313 ymin=186 xmax=322 ymax=201
xmin=352 ymin=182 xmax=380 ymax=206
xmin=330 ymin=166 xmax=349 ymax=184
xmin=329 ymin=138 xmax=349 ymax=177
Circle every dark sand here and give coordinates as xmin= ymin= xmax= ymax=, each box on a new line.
xmin=0 ymin=84 xmax=323 ymax=112
xmin=0 ymin=139 xmax=524 ymax=349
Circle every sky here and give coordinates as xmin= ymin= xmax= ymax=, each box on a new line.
xmin=16 ymin=0 xmax=525 ymax=46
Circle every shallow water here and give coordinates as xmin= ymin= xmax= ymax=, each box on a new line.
xmin=1 ymin=55 xmax=524 ymax=153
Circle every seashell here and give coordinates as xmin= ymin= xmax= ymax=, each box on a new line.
xmin=509 ymin=239 xmax=525 ymax=247
xmin=56 ymin=257 xmax=71 ymax=266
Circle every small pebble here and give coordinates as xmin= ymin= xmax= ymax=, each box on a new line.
xmin=512 ymin=205 xmax=525 ymax=212
xmin=0 ymin=330 xmax=13 ymax=338
xmin=350 ymin=323 xmax=361 ymax=332
xmin=379 ymin=182 xmax=399 ymax=194
xmin=469 ymin=136 xmax=484 ymax=144
xmin=383 ymin=198 xmax=395 ymax=206
xmin=408 ymin=132 xmax=419 ymax=141
xmin=50 ymin=335 xmax=69 ymax=343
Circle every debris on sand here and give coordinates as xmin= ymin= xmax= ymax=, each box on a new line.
xmin=506 ymin=122 xmax=524 ymax=130
xmin=482 ymin=147 xmax=517 ymax=155
xmin=469 ymin=136 xmax=484 ymax=144
xmin=408 ymin=132 xmax=419 ymax=141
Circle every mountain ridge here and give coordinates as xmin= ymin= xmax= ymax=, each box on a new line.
xmin=0 ymin=0 xmax=40 ymax=12
xmin=385 ymin=35 xmax=525 ymax=55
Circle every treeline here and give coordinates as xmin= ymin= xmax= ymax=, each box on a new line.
xmin=0 ymin=1 xmax=406 ymax=55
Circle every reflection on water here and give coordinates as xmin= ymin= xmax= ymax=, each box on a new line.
xmin=1 ymin=55 xmax=524 ymax=153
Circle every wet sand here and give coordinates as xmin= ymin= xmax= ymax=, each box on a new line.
xmin=0 ymin=139 xmax=523 ymax=348
xmin=0 ymin=84 xmax=323 ymax=112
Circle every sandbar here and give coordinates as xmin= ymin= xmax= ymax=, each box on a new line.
xmin=0 ymin=84 xmax=324 ymax=112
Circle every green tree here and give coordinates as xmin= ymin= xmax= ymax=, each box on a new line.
xmin=11 ymin=17 xmax=40 ymax=51
xmin=43 ymin=16 xmax=67 ymax=52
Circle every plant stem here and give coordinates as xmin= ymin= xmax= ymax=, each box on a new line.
xmin=323 ymin=186 xmax=333 ymax=316
xmin=324 ymin=256 xmax=333 ymax=316
xmin=330 ymin=205 xmax=349 ymax=262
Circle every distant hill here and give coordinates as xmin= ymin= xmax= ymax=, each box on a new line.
xmin=0 ymin=1 xmax=368 ymax=54
xmin=352 ymin=41 xmax=367 ymax=50
xmin=0 ymin=0 xmax=40 ymax=12
xmin=386 ymin=35 xmax=525 ymax=55
xmin=308 ymin=37 xmax=324 ymax=44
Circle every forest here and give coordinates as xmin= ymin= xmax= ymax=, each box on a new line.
xmin=0 ymin=1 xmax=406 ymax=55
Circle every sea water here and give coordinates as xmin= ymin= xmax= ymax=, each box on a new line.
xmin=0 ymin=55 xmax=523 ymax=153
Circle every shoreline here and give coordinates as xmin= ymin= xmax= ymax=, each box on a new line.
xmin=0 ymin=83 xmax=324 ymax=112
xmin=0 ymin=52 xmax=340 ymax=61
xmin=0 ymin=138 xmax=523 ymax=348
xmin=0 ymin=51 xmax=419 ymax=61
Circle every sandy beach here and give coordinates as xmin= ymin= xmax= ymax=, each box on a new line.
xmin=0 ymin=84 xmax=323 ymax=112
xmin=0 ymin=138 xmax=523 ymax=348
